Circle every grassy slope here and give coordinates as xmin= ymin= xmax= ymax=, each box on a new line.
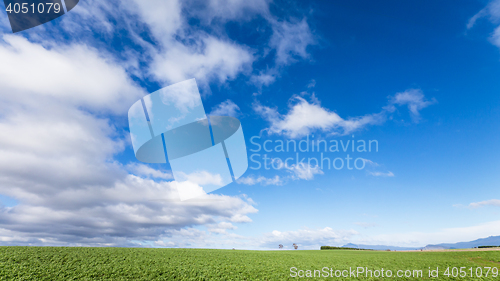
xmin=0 ymin=247 xmax=500 ymax=280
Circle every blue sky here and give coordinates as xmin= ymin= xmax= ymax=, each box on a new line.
xmin=0 ymin=0 xmax=500 ymax=249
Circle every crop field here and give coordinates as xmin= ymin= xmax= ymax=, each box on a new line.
xmin=1 ymin=247 xmax=500 ymax=280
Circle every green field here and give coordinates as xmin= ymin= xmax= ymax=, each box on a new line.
xmin=1 ymin=247 xmax=500 ymax=280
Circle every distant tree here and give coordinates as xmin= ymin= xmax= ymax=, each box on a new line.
xmin=293 ymin=243 xmax=298 ymax=250
xmin=279 ymin=244 xmax=283 ymax=249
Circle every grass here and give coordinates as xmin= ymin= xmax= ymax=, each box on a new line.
xmin=1 ymin=247 xmax=500 ymax=280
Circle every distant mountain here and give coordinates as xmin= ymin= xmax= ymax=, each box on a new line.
xmin=341 ymin=236 xmax=500 ymax=251
xmin=424 ymin=236 xmax=500 ymax=250
xmin=341 ymin=243 xmax=418 ymax=251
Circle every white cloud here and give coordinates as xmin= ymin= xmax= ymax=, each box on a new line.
xmin=123 ymin=0 xmax=183 ymax=40
xmin=270 ymin=18 xmax=316 ymax=65
xmin=36 ymin=0 xmax=257 ymax=88
xmin=250 ymin=70 xmax=277 ymax=87
xmin=150 ymin=36 xmax=254 ymax=86
xmin=201 ymin=0 xmax=271 ymax=22
xmin=286 ymin=163 xmax=324 ymax=180
xmin=0 ymin=175 xmax=258 ymax=246
xmin=126 ymin=164 xmax=173 ymax=180
xmin=388 ymin=89 xmax=436 ymax=122
xmin=0 ymin=93 xmax=259 ymax=246
xmin=176 ymin=171 xmax=224 ymax=186
xmin=492 ymin=26 xmax=500 ymax=47
xmin=246 ymin=18 xmax=317 ymax=88
xmin=468 ymin=0 xmax=500 ymax=48
xmin=197 ymin=1 xmax=317 ymax=85
xmin=368 ymin=171 xmax=395 ymax=177
xmin=210 ymin=100 xmax=241 ymax=117
xmin=237 ymin=175 xmax=284 ymax=186
xmin=172 ymin=181 xmax=208 ymax=202
xmin=0 ymin=102 xmax=125 ymax=192
xmin=5 ymin=0 xmax=316 ymax=90
xmin=255 ymin=89 xmax=435 ymax=138
xmin=0 ymin=34 xmax=258 ymax=247
xmin=148 ymin=218 xmax=500 ymax=250
xmin=0 ymin=35 xmax=145 ymax=113
xmin=361 ymin=159 xmax=395 ymax=178
xmin=157 ymin=79 xmax=203 ymax=113
xmin=260 ymin=227 xmax=358 ymax=249
xmin=255 ymin=96 xmax=345 ymax=138
xmin=459 ymin=199 xmax=500 ymax=209
xmin=0 ymin=0 xmax=320 ymax=247
xmin=238 ymin=163 xmax=323 ymax=186
xmin=468 ymin=0 xmax=500 ymax=29
xmin=249 ymin=17 xmax=317 ymax=87
xmin=148 ymin=226 xmax=354 ymax=249
xmin=361 ymin=159 xmax=379 ymax=167
xmin=207 ymin=222 xmax=237 ymax=234
xmin=105 ymin=0 xmax=261 ymax=87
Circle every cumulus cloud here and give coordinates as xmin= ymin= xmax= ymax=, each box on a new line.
xmin=0 ymin=176 xmax=257 ymax=246
xmin=253 ymin=95 xmax=383 ymax=138
xmin=149 ymin=37 xmax=254 ymax=86
xmin=255 ymin=89 xmax=435 ymax=138
xmin=0 ymin=104 xmax=125 ymax=192
xmin=0 ymin=8 xmax=260 ymax=247
xmin=60 ymin=0 xmax=313 ymax=89
xmin=210 ymin=100 xmax=241 ymax=117
xmin=0 ymin=86 xmax=257 ymax=245
xmin=4 ymin=0 xmax=317 ymax=90
xmin=0 ymin=94 xmax=258 ymax=246
xmin=0 ymin=35 xmax=145 ymax=113
xmin=131 ymin=0 xmax=317 ymax=88
xmin=254 ymin=96 xmax=342 ymax=138
xmin=0 ymin=0 xmax=319 ymax=247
